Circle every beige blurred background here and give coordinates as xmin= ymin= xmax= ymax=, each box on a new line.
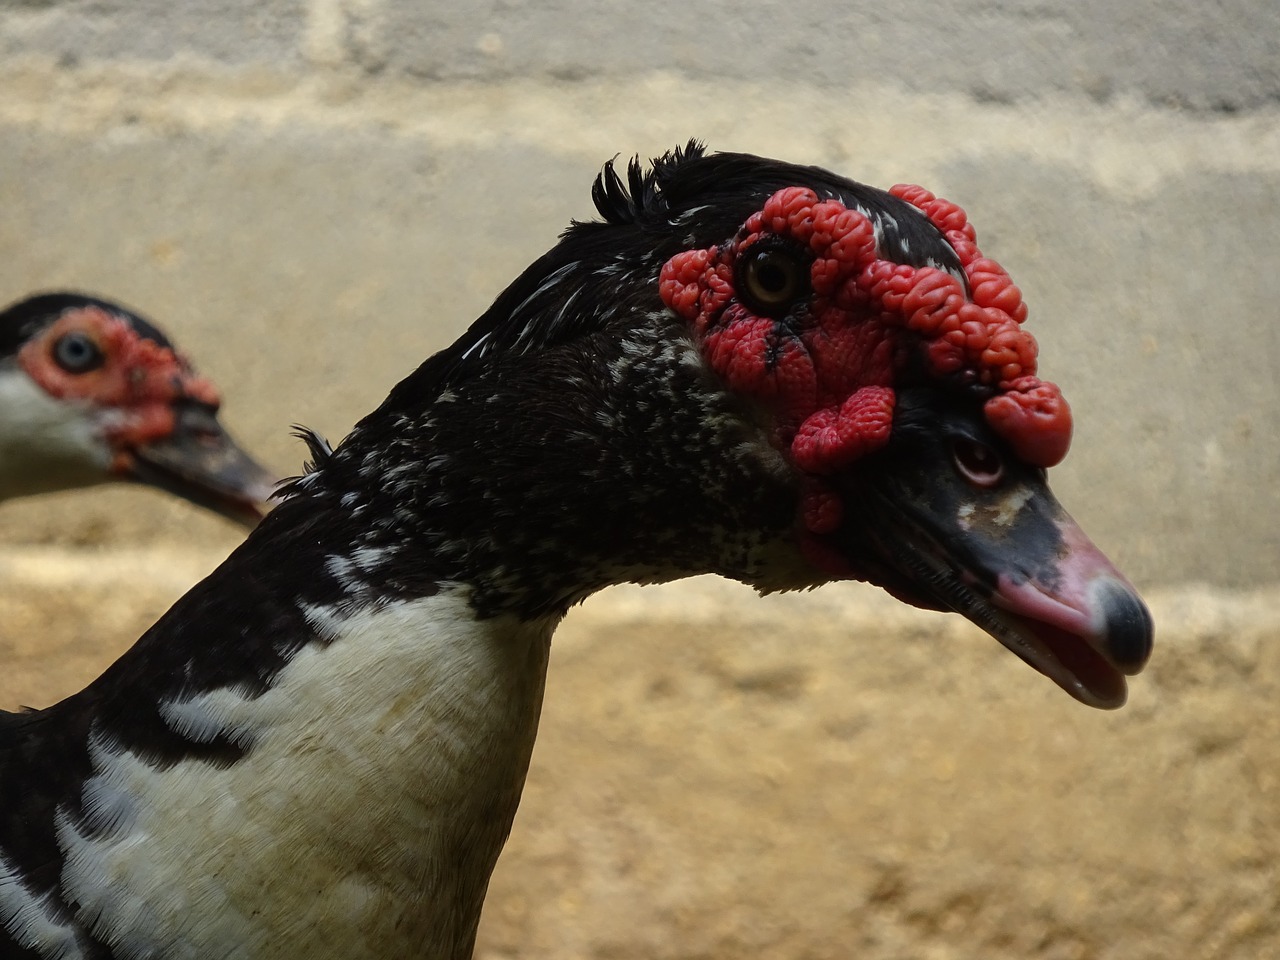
xmin=1 ymin=2 xmax=1277 ymax=957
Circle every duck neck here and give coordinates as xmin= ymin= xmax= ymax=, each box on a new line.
xmin=0 ymin=363 xmax=107 ymax=500
xmin=312 ymin=322 xmax=801 ymax=621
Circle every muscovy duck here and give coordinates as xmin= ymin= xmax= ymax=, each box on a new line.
xmin=0 ymin=292 xmax=275 ymax=526
xmin=0 ymin=144 xmax=1153 ymax=959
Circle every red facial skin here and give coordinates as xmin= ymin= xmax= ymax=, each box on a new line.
xmin=659 ymin=184 xmax=1073 ymax=540
xmin=16 ymin=306 xmax=222 ymax=475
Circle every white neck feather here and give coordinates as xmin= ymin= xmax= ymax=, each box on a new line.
xmin=0 ymin=366 xmax=109 ymax=500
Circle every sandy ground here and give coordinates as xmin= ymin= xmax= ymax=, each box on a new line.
xmin=1 ymin=544 xmax=1276 ymax=960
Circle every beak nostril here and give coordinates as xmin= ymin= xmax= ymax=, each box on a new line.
xmin=1096 ymin=579 xmax=1154 ymax=674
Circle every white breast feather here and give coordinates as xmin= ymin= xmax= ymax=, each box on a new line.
xmin=54 ymin=588 xmax=556 ymax=960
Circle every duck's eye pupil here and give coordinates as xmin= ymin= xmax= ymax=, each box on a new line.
xmin=52 ymin=332 xmax=105 ymax=374
xmin=740 ymin=245 xmax=808 ymax=316
xmin=755 ymin=259 xmax=789 ymax=295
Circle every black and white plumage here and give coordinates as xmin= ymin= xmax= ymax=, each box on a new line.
xmin=0 ymin=145 xmax=1153 ymax=959
xmin=0 ymin=293 xmax=276 ymax=526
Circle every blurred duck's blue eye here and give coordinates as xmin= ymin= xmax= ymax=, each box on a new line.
xmin=53 ymin=332 xmax=105 ymax=374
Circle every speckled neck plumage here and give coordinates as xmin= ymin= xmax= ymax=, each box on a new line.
xmin=295 ymin=320 xmax=802 ymax=621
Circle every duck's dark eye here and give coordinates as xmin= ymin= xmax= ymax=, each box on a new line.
xmin=52 ymin=331 xmax=106 ymax=374
xmin=738 ymin=242 xmax=809 ymax=317
xmin=952 ymin=437 xmax=1004 ymax=487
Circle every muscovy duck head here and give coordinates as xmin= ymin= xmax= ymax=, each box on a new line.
xmin=312 ymin=142 xmax=1152 ymax=708
xmin=0 ymin=292 xmax=276 ymax=525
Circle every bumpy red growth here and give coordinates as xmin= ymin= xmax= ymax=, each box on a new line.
xmin=659 ymin=183 xmax=1072 ymax=536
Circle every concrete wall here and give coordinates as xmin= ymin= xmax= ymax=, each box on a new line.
xmin=0 ymin=0 xmax=1277 ymax=587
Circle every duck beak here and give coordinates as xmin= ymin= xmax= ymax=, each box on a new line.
xmin=124 ymin=404 xmax=278 ymax=528
xmin=818 ymin=392 xmax=1154 ymax=709
xmin=848 ymin=477 xmax=1152 ymax=709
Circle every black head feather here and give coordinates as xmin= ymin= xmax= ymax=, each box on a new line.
xmin=0 ymin=292 xmax=174 ymax=358
xmin=587 ymin=138 xmax=706 ymax=226
xmin=368 ymin=144 xmax=966 ymax=423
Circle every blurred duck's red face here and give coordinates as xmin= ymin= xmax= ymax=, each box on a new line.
xmin=7 ymin=301 xmax=275 ymax=526
xmin=17 ymin=305 xmax=222 ymax=469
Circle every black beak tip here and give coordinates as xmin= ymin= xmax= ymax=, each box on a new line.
xmin=1097 ymin=578 xmax=1154 ymax=675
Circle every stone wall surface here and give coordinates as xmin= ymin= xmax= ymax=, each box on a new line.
xmin=2 ymin=0 xmax=1276 ymax=586
xmin=0 ymin=5 xmax=1277 ymax=957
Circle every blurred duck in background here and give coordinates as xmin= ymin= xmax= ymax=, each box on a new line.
xmin=0 ymin=292 xmax=276 ymax=527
